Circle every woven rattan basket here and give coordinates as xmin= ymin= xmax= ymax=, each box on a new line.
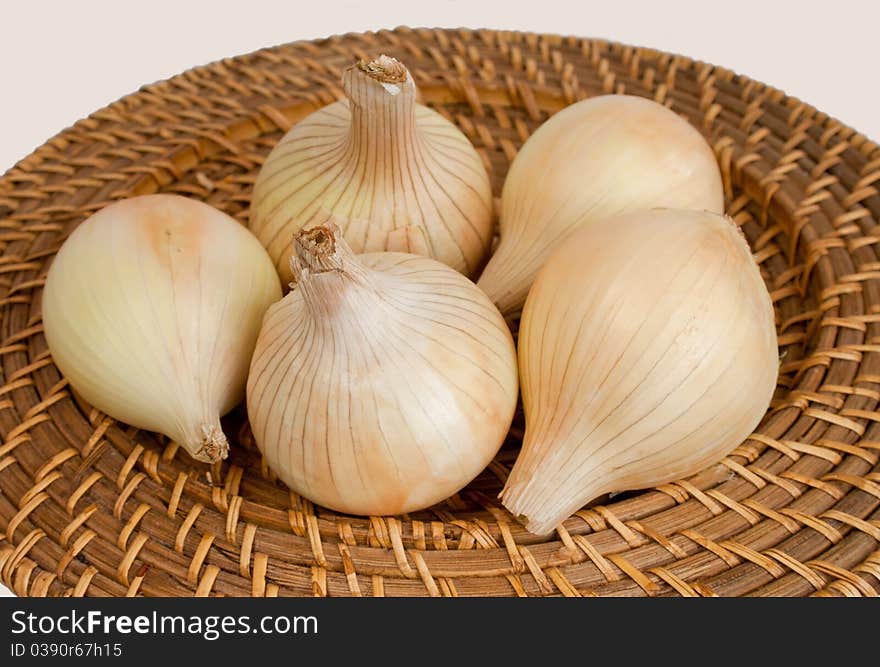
xmin=1 ymin=27 xmax=879 ymax=598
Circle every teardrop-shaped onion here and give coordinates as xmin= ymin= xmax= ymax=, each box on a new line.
xmin=43 ymin=194 xmax=282 ymax=462
xmin=247 ymin=224 xmax=518 ymax=515
xmin=478 ymin=94 xmax=724 ymax=316
xmin=501 ymin=208 xmax=778 ymax=535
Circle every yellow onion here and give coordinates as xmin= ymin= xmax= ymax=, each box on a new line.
xmin=250 ymin=55 xmax=494 ymax=284
xmin=43 ymin=194 xmax=281 ymax=462
xmin=501 ymin=208 xmax=778 ymax=535
xmin=478 ymin=94 xmax=724 ymax=316
xmin=247 ymin=224 xmax=518 ymax=515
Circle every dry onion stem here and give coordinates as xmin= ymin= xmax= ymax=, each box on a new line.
xmin=247 ymin=223 xmax=518 ymax=515
xmin=250 ymin=55 xmax=494 ymax=284
xmin=501 ymin=208 xmax=778 ymax=535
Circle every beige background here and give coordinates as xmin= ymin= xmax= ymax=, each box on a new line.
xmin=0 ymin=0 xmax=876 ymax=596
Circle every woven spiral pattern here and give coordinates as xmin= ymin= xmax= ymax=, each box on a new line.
xmin=1 ymin=28 xmax=879 ymax=597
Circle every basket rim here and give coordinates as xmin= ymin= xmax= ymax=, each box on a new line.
xmin=1 ymin=26 xmax=879 ymax=598
xmin=4 ymin=26 xmax=877 ymax=181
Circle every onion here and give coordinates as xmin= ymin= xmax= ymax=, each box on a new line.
xmin=42 ymin=194 xmax=282 ymax=462
xmin=478 ymin=94 xmax=724 ymax=317
xmin=501 ymin=208 xmax=778 ymax=535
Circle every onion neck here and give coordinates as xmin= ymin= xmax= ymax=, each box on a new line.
xmin=341 ymin=55 xmax=421 ymax=178
xmin=191 ymin=422 xmax=229 ymax=464
xmin=291 ymin=224 xmax=379 ymax=319
xmin=501 ymin=462 xmax=602 ymax=537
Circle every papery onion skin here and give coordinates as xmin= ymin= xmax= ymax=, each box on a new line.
xmin=247 ymin=224 xmax=518 ymax=516
xmin=478 ymin=94 xmax=724 ymax=317
xmin=42 ymin=194 xmax=282 ymax=463
xmin=250 ymin=55 xmax=494 ymax=285
xmin=501 ymin=208 xmax=778 ymax=536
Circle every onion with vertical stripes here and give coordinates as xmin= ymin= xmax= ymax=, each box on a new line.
xmin=247 ymin=223 xmax=518 ymax=515
xmin=42 ymin=194 xmax=282 ymax=463
xmin=249 ymin=55 xmax=494 ymax=286
xmin=477 ymin=94 xmax=724 ymax=317
xmin=500 ymin=208 xmax=778 ymax=536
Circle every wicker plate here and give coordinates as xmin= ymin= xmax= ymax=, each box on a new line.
xmin=1 ymin=27 xmax=879 ymax=598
